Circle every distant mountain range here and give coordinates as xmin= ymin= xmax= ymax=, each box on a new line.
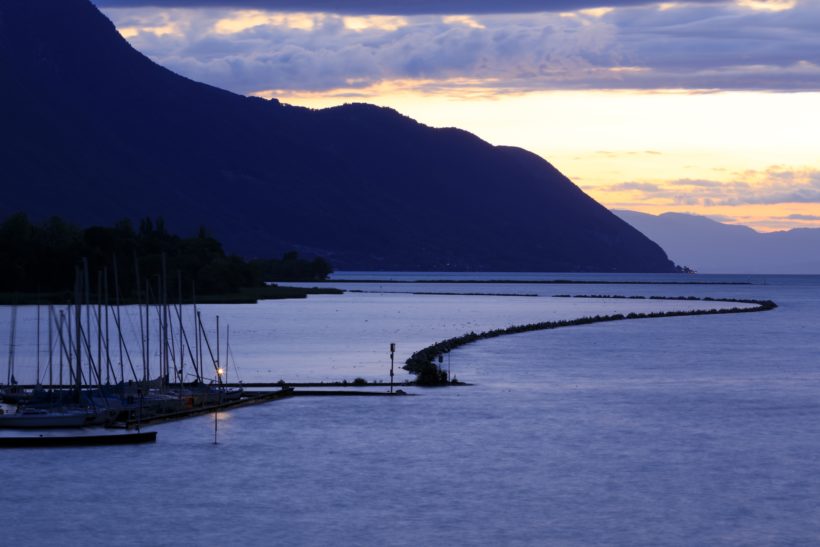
xmin=615 ymin=210 xmax=820 ymax=274
xmin=0 ymin=0 xmax=676 ymax=272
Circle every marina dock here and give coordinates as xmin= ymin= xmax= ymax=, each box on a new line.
xmin=110 ymin=387 xmax=407 ymax=429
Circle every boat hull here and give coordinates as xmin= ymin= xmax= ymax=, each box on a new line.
xmin=0 ymin=411 xmax=96 ymax=429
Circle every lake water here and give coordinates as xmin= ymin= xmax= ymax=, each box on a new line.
xmin=1 ymin=273 xmax=818 ymax=546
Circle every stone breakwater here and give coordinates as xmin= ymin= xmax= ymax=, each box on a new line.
xmin=404 ymin=296 xmax=777 ymax=385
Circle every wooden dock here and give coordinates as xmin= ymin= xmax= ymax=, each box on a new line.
xmin=11 ymin=382 xmax=416 ymax=390
xmin=0 ymin=431 xmax=157 ymax=448
xmin=113 ymin=388 xmax=408 ymax=429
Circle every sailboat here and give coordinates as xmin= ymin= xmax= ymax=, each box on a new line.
xmin=0 ymin=406 xmax=97 ymax=428
xmin=0 ymin=306 xmax=28 ymax=404
xmin=1 ymin=254 xmax=246 ymax=429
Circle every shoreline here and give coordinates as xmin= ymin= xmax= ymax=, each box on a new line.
xmin=307 ymin=279 xmax=753 ymax=285
xmin=0 ymin=285 xmax=343 ymax=306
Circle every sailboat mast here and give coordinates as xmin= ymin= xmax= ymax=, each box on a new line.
xmin=145 ymin=280 xmax=150 ymax=386
xmin=48 ymin=305 xmax=53 ymax=390
xmin=104 ymin=268 xmax=111 ymax=385
xmin=83 ymin=258 xmax=92 ymax=391
xmin=162 ymin=253 xmax=169 ymax=390
xmin=97 ymin=270 xmax=103 ymax=388
xmin=58 ymin=310 xmax=65 ymax=390
xmin=6 ymin=305 xmax=17 ymax=386
xmin=64 ymin=305 xmax=74 ymax=387
xmin=36 ymin=304 xmax=41 ymax=385
xmin=193 ymin=283 xmax=200 ymax=382
xmin=74 ymin=269 xmax=83 ymax=399
xmin=178 ymin=271 xmax=183 ymax=388
xmin=197 ymin=310 xmax=203 ymax=383
xmin=134 ymin=252 xmax=146 ymax=386
xmin=114 ymin=256 xmax=124 ymax=384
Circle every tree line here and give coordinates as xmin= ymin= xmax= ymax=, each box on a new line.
xmin=0 ymin=213 xmax=332 ymax=296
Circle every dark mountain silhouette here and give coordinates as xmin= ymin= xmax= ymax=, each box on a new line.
xmin=615 ymin=210 xmax=820 ymax=274
xmin=0 ymin=0 xmax=677 ymax=272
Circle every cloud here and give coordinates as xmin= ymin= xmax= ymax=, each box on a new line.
xmin=720 ymin=167 xmax=820 ymax=205
xmin=783 ymin=213 xmax=820 ymax=221
xmin=601 ymin=167 xmax=820 ymax=206
xmin=670 ymin=178 xmax=750 ymax=189
xmin=609 ymin=182 xmax=663 ymax=192
xmin=96 ymin=1 xmax=820 ymax=95
xmin=94 ymin=1 xmax=725 ymax=15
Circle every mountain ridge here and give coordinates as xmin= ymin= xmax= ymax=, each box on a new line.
xmin=0 ymin=0 xmax=677 ymax=272
xmin=615 ymin=210 xmax=820 ymax=274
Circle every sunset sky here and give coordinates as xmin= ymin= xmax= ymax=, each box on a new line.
xmin=94 ymin=0 xmax=820 ymax=232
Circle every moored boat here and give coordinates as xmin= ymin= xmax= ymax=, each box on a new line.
xmin=0 ymin=386 xmax=30 ymax=405
xmin=0 ymin=407 xmax=98 ymax=428
xmin=221 ymin=386 xmax=244 ymax=402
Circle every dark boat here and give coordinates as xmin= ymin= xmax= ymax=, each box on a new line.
xmin=0 ymin=431 xmax=157 ymax=448
xmin=1 ymin=387 xmax=30 ymax=405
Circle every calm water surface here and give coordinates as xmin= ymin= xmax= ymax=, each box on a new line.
xmin=1 ymin=273 xmax=818 ymax=546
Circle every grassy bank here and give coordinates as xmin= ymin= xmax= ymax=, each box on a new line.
xmin=312 ymin=279 xmax=752 ymax=285
xmin=0 ymin=285 xmax=343 ymax=305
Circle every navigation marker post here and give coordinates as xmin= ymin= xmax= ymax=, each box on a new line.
xmin=214 ymin=365 xmax=224 ymax=445
xmin=389 ymin=343 xmax=396 ymax=394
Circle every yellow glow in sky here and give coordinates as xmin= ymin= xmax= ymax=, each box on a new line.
xmin=211 ymin=12 xmax=408 ymax=33
xmin=118 ymin=23 xmax=179 ymax=38
xmin=736 ymin=0 xmax=797 ymax=12
xmin=342 ymin=16 xmax=408 ymax=32
xmin=213 ymin=10 xmax=319 ymax=33
xmin=441 ymin=15 xmax=486 ymax=29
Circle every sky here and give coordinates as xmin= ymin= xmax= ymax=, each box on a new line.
xmin=94 ymin=0 xmax=820 ymax=232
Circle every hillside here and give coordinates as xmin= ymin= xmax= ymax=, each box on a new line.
xmin=0 ymin=0 xmax=677 ymax=272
